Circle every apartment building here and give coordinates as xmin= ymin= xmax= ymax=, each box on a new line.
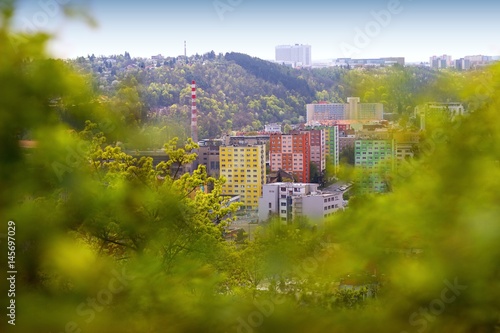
xmin=222 ymin=134 xmax=270 ymax=147
xmin=306 ymin=97 xmax=384 ymax=123
xmin=275 ymin=44 xmax=312 ymax=67
xmin=220 ymin=144 xmax=266 ymax=210
xmin=264 ymin=123 xmax=282 ymax=133
xmin=304 ymin=128 xmax=326 ymax=173
xmin=393 ymin=132 xmax=420 ymax=167
xmin=354 ymin=139 xmax=395 ymax=193
xmin=323 ymin=126 xmax=339 ymax=170
xmin=258 ymin=183 xmax=343 ymax=223
xmin=197 ymin=139 xmax=222 ymax=177
xmin=269 ymin=131 xmax=311 ymax=183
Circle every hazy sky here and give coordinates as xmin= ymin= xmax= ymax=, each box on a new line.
xmin=13 ymin=0 xmax=500 ymax=63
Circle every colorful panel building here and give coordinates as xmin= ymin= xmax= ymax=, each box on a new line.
xmin=220 ymin=144 xmax=266 ymax=210
xmin=354 ymin=139 xmax=395 ymax=193
xmin=269 ymin=131 xmax=311 ymax=183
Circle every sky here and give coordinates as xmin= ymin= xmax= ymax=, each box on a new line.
xmin=13 ymin=0 xmax=500 ymax=63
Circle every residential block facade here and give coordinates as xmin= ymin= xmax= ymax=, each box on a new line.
xmin=269 ymin=132 xmax=311 ymax=183
xmin=197 ymin=139 xmax=222 ymax=177
xmin=258 ymin=183 xmax=343 ymax=223
xmin=220 ymin=144 xmax=266 ymax=210
xmin=305 ymin=129 xmax=326 ymax=173
xmin=323 ymin=126 xmax=339 ymax=171
xmin=306 ymin=97 xmax=384 ymax=123
xmin=355 ymin=139 xmax=395 ymax=193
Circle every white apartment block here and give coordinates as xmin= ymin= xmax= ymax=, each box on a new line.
xmin=264 ymin=123 xmax=282 ymax=133
xmin=258 ymin=183 xmax=342 ymax=223
xmin=275 ymin=44 xmax=312 ymax=67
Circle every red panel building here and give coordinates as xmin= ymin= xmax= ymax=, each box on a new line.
xmin=269 ymin=131 xmax=311 ymax=183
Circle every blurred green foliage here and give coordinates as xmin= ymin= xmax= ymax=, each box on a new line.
xmin=1 ymin=3 xmax=500 ymax=333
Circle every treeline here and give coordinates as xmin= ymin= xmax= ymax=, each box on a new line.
xmin=68 ymin=51 xmax=485 ymax=142
xmin=224 ymin=52 xmax=315 ymax=98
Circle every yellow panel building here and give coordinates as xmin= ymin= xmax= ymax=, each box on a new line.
xmin=220 ymin=144 xmax=266 ymax=210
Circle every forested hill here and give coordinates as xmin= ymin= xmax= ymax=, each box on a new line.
xmin=68 ymin=51 xmax=468 ymax=140
xmin=224 ymin=52 xmax=314 ymax=98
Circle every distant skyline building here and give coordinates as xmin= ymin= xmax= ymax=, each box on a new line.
xmin=335 ymin=57 xmax=405 ymax=67
xmin=275 ymin=44 xmax=312 ymax=67
xmin=430 ymin=55 xmax=453 ymax=69
xmin=429 ymin=54 xmax=495 ymax=70
xmin=455 ymin=58 xmax=471 ymax=71
xmin=464 ymin=55 xmax=493 ymax=68
xmin=306 ymin=98 xmax=384 ymax=123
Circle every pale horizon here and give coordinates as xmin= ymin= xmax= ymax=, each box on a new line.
xmin=12 ymin=0 xmax=500 ymax=63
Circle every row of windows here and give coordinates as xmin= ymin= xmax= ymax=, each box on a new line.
xmin=221 ymin=159 xmax=259 ymax=162
xmin=223 ymin=179 xmax=261 ymax=183
xmin=356 ymin=152 xmax=391 ymax=155
xmin=323 ymin=204 xmax=339 ymax=210
xmin=231 ymin=190 xmax=260 ymax=195
xmin=221 ymin=148 xmax=260 ymax=152
xmin=356 ymin=141 xmax=391 ymax=145
xmin=225 ymin=184 xmax=259 ymax=187
xmin=222 ymin=166 xmax=261 ymax=170
xmin=355 ymin=155 xmax=389 ymax=159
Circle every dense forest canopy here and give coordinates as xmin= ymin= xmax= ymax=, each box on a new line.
xmin=66 ymin=50 xmax=476 ymax=143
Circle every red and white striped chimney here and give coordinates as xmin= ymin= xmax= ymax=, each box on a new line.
xmin=190 ymin=80 xmax=198 ymax=142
